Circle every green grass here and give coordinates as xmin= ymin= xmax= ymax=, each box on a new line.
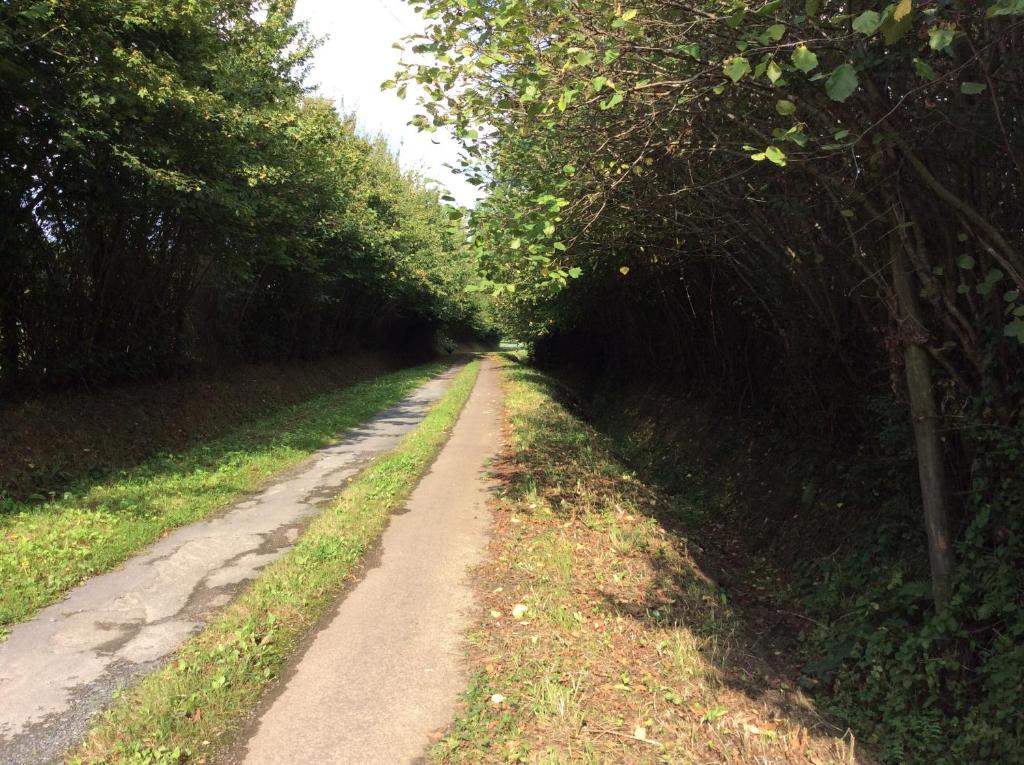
xmin=432 ymin=360 xmax=861 ymax=765
xmin=0 ymin=362 xmax=447 ymax=636
xmin=72 ymin=359 xmax=481 ymax=764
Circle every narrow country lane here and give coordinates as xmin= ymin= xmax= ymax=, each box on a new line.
xmin=231 ymin=356 xmax=503 ymax=765
xmin=0 ymin=367 xmax=461 ymax=765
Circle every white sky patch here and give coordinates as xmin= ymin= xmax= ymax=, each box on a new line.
xmin=293 ymin=0 xmax=481 ymax=208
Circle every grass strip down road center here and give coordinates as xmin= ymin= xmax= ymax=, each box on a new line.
xmin=0 ymin=362 xmax=446 ymax=636
xmin=71 ymin=359 xmax=481 ymax=764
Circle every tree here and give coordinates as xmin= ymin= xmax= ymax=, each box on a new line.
xmin=397 ymin=0 xmax=1023 ymax=611
xmin=0 ymin=0 xmax=490 ymax=389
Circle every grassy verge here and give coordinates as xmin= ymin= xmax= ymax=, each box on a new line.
xmin=0 ymin=362 xmax=446 ymax=635
xmin=434 ymin=360 xmax=865 ymax=765
xmin=72 ymin=359 xmax=481 ymax=764
xmin=590 ymin=387 xmax=1024 ymax=765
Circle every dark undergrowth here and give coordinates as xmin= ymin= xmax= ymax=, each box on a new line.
xmin=0 ymin=351 xmax=410 ymax=501
xmin=578 ymin=382 xmax=1024 ymax=765
xmin=435 ymin=358 xmax=864 ymax=764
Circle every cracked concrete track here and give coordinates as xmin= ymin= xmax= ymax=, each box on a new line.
xmin=0 ymin=368 xmax=459 ymax=765
xmin=231 ymin=356 xmax=502 ymax=765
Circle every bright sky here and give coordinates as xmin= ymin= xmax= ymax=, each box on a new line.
xmin=293 ymin=0 xmax=481 ymax=208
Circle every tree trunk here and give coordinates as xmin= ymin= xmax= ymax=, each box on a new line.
xmin=0 ymin=221 xmax=22 ymax=390
xmin=0 ymin=290 xmax=19 ymax=390
xmin=891 ymin=235 xmax=955 ymax=610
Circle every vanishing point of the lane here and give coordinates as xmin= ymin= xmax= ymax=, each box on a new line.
xmin=233 ymin=357 xmax=503 ymax=765
xmin=0 ymin=368 xmax=459 ymax=765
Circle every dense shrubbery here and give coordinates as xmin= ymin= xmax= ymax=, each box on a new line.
xmin=601 ymin=384 xmax=1024 ymax=763
xmin=398 ymin=0 xmax=1023 ymax=760
xmin=0 ymin=0 xmax=486 ymax=390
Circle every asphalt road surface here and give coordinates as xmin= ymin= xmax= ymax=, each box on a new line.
xmin=0 ymin=368 xmax=459 ymax=765
xmin=231 ymin=356 xmax=502 ymax=765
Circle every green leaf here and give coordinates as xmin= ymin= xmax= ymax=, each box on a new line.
xmin=792 ymin=45 xmax=819 ymax=74
xmin=880 ymin=10 xmax=913 ymax=44
xmin=724 ymin=56 xmax=752 ymax=83
xmin=826 ymin=64 xmax=859 ymax=102
xmin=894 ymin=0 xmax=912 ymax=21
xmin=621 ymin=8 xmax=638 ymax=21
xmin=510 ymin=238 xmax=522 ymax=250
xmin=805 ymin=0 xmax=821 ymax=14
xmin=575 ymin=50 xmax=595 ymax=66
xmin=960 ymin=81 xmax=986 ymax=95
xmin=600 ymin=91 xmax=624 ymax=109
xmin=776 ymin=99 xmax=797 ymax=115
xmin=750 ymin=146 xmax=786 ymax=166
xmin=987 ymin=0 xmax=1024 ymax=15
xmin=764 ymin=145 xmax=787 ymax=166
xmin=913 ymin=58 xmax=937 ymax=81
xmin=20 ymin=2 xmax=51 ymax=19
xmin=957 ymin=255 xmax=976 ymax=270
xmin=726 ymin=9 xmax=747 ymax=28
xmin=760 ymin=24 xmax=786 ymax=43
xmin=1005 ymin=319 xmax=1024 ymax=344
xmin=766 ymin=60 xmax=782 ymax=83
xmin=591 ymin=76 xmax=608 ymax=92
xmin=852 ymin=11 xmax=882 ymax=34
xmin=677 ymin=42 xmax=701 ymax=60
xmin=775 ymin=124 xmax=808 ymax=146
xmin=568 ymin=266 xmax=583 ymax=278
xmin=928 ymin=27 xmax=955 ymax=50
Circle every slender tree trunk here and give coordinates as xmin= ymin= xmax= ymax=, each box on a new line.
xmin=0 ymin=289 xmax=19 ymax=390
xmin=891 ymin=234 xmax=955 ymax=610
xmin=0 ymin=214 xmax=22 ymax=390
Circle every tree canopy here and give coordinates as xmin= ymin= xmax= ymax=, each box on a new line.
xmin=1 ymin=0 xmax=489 ymax=389
xmin=396 ymin=0 xmax=1023 ymax=760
